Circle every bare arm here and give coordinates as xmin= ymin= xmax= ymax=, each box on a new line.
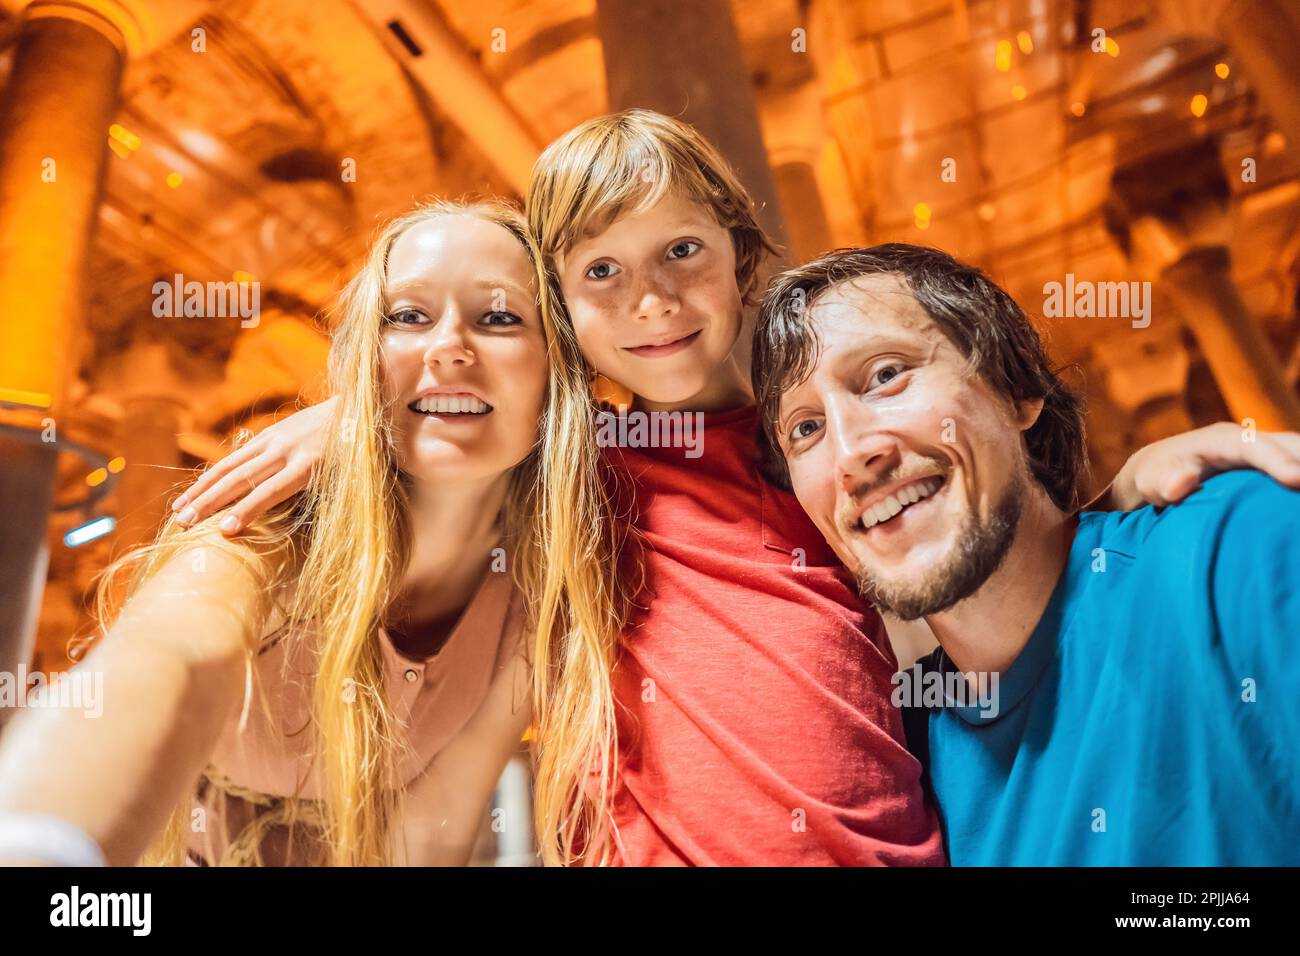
xmin=0 ymin=534 xmax=267 ymax=865
xmin=174 ymin=397 xmax=337 ymax=534
xmin=393 ymin=646 xmax=534 ymax=866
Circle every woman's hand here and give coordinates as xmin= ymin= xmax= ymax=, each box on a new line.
xmin=174 ymin=397 xmax=338 ymax=534
xmin=1100 ymin=422 xmax=1300 ymax=511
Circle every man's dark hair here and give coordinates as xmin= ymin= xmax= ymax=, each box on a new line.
xmin=753 ymin=243 xmax=1086 ymax=511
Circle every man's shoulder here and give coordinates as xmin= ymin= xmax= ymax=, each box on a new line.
xmin=1084 ymin=471 xmax=1298 ymax=559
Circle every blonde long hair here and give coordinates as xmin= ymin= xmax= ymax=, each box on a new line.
xmin=95 ymin=198 xmax=620 ymax=866
xmin=527 ymin=109 xmax=777 ymax=865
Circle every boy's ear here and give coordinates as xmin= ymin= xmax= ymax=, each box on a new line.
xmin=1015 ymin=396 xmax=1045 ymax=432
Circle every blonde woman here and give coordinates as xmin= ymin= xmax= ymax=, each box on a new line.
xmin=0 ymin=199 xmax=618 ymax=866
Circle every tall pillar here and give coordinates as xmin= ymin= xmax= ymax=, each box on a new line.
xmin=1107 ymin=141 xmax=1300 ymax=431
xmin=110 ymin=344 xmax=188 ymax=555
xmin=1161 ymin=247 xmax=1300 ymax=429
xmin=0 ymin=5 xmax=125 ymax=688
xmin=595 ymin=0 xmax=791 ymax=254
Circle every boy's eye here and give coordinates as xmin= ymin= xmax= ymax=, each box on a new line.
xmin=667 ymin=240 xmax=701 ymax=260
xmin=483 ymin=311 xmax=522 ymax=327
xmin=868 ymin=363 xmax=906 ymax=389
xmin=586 ymin=261 xmax=621 ymax=280
xmin=788 ymin=418 xmax=823 ymax=443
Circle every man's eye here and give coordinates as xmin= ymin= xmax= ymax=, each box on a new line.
xmin=483 ymin=311 xmax=522 ymax=327
xmin=789 ymin=418 xmax=822 ymax=443
xmin=586 ymin=261 xmax=620 ymax=280
xmin=667 ymin=240 xmax=701 ymax=260
xmin=869 ymin=363 xmax=906 ymax=389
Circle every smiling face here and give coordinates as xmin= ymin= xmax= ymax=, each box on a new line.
xmin=776 ymin=273 xmax=1042 ymax=619
xmin=556 ymin=190 xmax=746 ymax=409
xmin=379 ymin=214 xmax=548 ymax=483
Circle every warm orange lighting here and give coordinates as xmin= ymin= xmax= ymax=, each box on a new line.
xmin=165 ymin=171 xmax=183 ymax=188
xmin=86 ymin=468 xmax=107 ymax=487
xmin=233 ymin=270 xmax=256 ymax=284
xmin=1105 ymin=37 xmax=1119 ymax=58
xmin=108 ymin=123 xmax=140 ymax=150
xmin=914 ymin=202 xmax=932 ymax=230
xmin=0 ymin=386 xmax=53 ymax=408
xmin=977 ymin=202 xmax=996 ymax=222
xmin=1017 ymin=31 xmax=1033 ymax=54
xmin=107 ymin=138 xmax=132 ymax=159
xmin=1264 ymin=130 xmax=1287 ymax=154
xmin=1190 ymin=93 xmax=1208 ymax=117
xmin=995 ymin=40 xmax=1012 ymax=72
xmin=1215 ymin=62 xmax=1230 ymax=79
xmin=1011 ymin=84 xmax=1027 ymax=101
xmin=1070 ymin=101 xmax=1086 ymax=117
xmin=107 ymin=457 xmax=126 ymax=473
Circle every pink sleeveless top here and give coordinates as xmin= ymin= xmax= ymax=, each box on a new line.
xmin=187 ymin=569 xmax=526 ymax=865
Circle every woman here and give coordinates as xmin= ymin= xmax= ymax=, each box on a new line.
xmin=0 ymin=199 xmax=619 ymax=866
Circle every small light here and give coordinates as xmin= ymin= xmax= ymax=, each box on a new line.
xmin=107 ymin=457 xmax=126 ymax=473
xmin=1017 ymin=31 xmax=1033 ymax=54
xmin=914 ymin=202 xmax=931 ymax=220
xmin=1070 ymin=101 xmax=1086 ymax=117
xmin=1264 ymin=130 xmax=1287 ymax=154
xmin=1011 ymin=84 xmax=1028 ymax=101
xmin=1190 ymin=93 xmax=1208 ymax=118
xmin=1105 ymin=37 xmax=1119 ymax=58
xmin=1215 ymin=62 xmax=1230 ymax=79
xmin=233 ymin=270 xmax=256 ymax=284
xmin=85 ymin=468 xmax=107 ymax=487
xmin=977 ymin=202 xmax=996 ymax=222
xmin=166 ymin=171 xmax=183 ymax=188
xmin=107 ymin=138 xmax=132 ymax=160
xmin=108 ymin=124 xmax=140 ymax=150
xmin=995 ymin=40 xmax=1012 ymax=72
xmin=65 ymin=517 xmax=115 ymax=548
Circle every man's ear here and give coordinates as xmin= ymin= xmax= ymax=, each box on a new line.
xmin=1015 ymin=396 xmax=1045 ymax=432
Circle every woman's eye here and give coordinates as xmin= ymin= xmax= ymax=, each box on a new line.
xmin=789 ymin=418 xmax=822 ymax=443
xmin=483 ymin=311 xmax=522 ymax=327
xmin=869 ymin=363 xmax=906 ymax=389
xmin=668 ymin=240 xmax=701 ymax=260
xmin=386 ymin=309 xmax=427 ymax=327
xmin=586 ymin=261 xmax=620 ymax=280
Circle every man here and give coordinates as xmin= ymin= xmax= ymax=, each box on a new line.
xmin=752 ymin=243 xmax=1300 ymax=865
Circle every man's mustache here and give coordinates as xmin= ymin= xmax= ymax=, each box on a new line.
xmin=838 ymin=457 xmax=951 ymax=528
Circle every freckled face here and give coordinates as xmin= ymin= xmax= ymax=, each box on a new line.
xmin=556 ymin=191 xmax=744 ymax=406
xmin=777 ymin=274 xmax=1036 ymax=618
xmin=379 ymin=215 xmax=548 ymax=483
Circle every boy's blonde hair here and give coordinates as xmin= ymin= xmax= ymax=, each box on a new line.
xmin=529 ymin=108 xmax=779 ymax=305
xmin=525 ymin=109 xmax=777 ymax=866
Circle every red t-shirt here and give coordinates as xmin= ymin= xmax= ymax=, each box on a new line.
xmin=602 ymin=405 xmax=945 ymax=865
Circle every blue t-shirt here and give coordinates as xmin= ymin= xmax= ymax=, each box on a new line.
xmin=916 ymin=471 xmax=1300 ymax=866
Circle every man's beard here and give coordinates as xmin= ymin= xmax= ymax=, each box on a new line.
xmin=854 ymin=478 xmax=1024 ymax=621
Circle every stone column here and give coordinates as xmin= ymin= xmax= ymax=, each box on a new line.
xmin=595 ymin=0 xmax=791 ymax=254
xmin=1161 ymin=247 xmax=1300 ymax=429
xmin=0 ymin=5 xmax=125 ymax=691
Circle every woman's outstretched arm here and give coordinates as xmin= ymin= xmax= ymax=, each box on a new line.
xmin=0 ymin=533 xmax=266 ymax=865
